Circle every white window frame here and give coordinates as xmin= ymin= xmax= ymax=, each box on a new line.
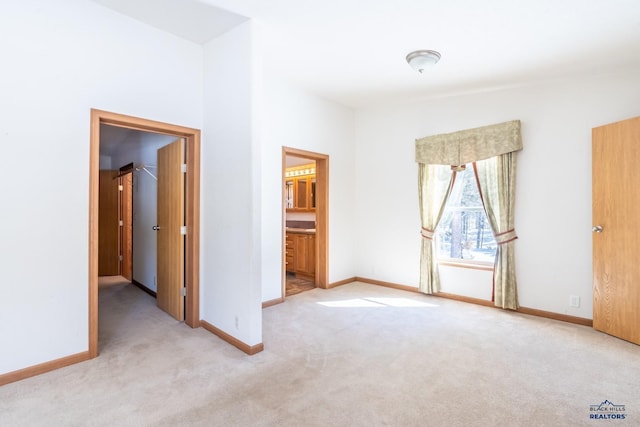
xmin=435 ymin=165 xmax=496 ymax=269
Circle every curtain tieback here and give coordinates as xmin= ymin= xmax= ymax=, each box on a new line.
xmin=421 ymin=227 xmax=435 ymax=240
xmin=495 ymin=229 xmax=517 ymax=245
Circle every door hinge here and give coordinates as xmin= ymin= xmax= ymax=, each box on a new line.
xmin=118 ymin=185 xmax=123 ymax=191
xmin=119 ymin=220 xmax=123 ymax=226
xmin=181 ymin=287 xmax=187 ymax=297
xmin=119 ymin=255 xmax=123 ymax=261
xmin=180 ymin=226 xmax=187 ymax=235
xmin=181 ymin=163 xmax=187 ymax=173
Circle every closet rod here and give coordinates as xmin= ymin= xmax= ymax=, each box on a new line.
xmin=111 ymin=164 xmax=157 ymax=181
xmin=136 ymin=164 xmax=158 ymax=181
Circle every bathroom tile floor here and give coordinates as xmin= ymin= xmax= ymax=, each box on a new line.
xmin=285 ymin=273 xmax=315 ymax=296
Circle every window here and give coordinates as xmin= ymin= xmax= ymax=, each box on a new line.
xmin=435 ymin=165 xmax=496 ymax=264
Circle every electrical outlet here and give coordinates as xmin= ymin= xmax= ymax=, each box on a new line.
xmin=569 ymin=295 xmax=580 ymax=308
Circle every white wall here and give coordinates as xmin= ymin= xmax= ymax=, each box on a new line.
xmin=355 ymin=68 xmax=640 ymax=319
xmin=110 ymin=131 xmax=177 ymax=291
xmin=99 ymin=155 xmax=112 ymax=169
xmin=201 ymin=21 xmax=263 ymax=346
xmin=261 ymin=76 xmax=357 ymax=302
xmin=0 ymin=0 xmax=202 ymax=375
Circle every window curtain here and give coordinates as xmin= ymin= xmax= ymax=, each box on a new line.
xmin=415 ymin=120 xmax=522 ymax=306
xmin=474 ymin=154 xmax=518 ymax=309
xmin=418 ymin=164 xmax=455 ymax=293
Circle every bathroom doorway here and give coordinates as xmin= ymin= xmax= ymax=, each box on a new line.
xmin=282 ymin=147 xmax=329 ymax=299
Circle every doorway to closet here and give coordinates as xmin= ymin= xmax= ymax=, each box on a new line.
xmin=98 ymin=128 xmax=185 ymax=315
xmin=89 ymin=109 xmax=201 ymax=359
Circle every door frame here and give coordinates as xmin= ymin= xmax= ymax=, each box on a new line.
xmin=89 ymin=109 xmax=201 ymax=358
xmin=282 ymin=147 xmax=329 ymax=297
xmin=118 ymin=165 xmax=133 ymax=281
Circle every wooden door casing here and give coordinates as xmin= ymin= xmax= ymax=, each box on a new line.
xmin=592 ymin=116 xmax=640 ymax=345
xmin=156 ymin=139 xmax=185 ymax=321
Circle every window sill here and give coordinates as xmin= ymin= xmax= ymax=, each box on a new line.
xmin=438 ymin=260 xmax=494 ymax=271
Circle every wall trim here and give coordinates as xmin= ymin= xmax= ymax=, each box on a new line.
xmin=328 ymin=277 xmax=358 ymax=288
xmin=435 ymin=291 xmax=495 ymax=307
xmin=355 ymin=277 xmax=420 ymax=293
xmin=516 ymin=306 xmax=593 ymax=327
xmin=262 ymin=297 xmax=284 ymax=308
xmin=200 ymin=320 xmax=264 ymax=355
xmin=132 ymin=279 xmax=157 ymax=298
xmin=354 ymin=276 xmax=593 ymax=327
xmin=0 ymin=352 xmax=90 ymax=387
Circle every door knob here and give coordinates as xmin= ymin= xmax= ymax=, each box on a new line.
xmin=152 ymin=225 xmax=161 ymax=231
xmin=592 ymin=225 xmax=603 ymax=233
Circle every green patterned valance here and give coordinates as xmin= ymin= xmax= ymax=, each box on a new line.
xmin=415 ymin=120 xmax=522 ymax=165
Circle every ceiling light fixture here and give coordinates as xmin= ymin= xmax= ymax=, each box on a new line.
xmin=406 ymin=50 xmax=441 ymax=73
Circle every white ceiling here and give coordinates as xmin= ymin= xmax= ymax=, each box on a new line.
xmin=286 ymin=156 xmax=315 ymax=168
xmin=92 ymin=0 xmax=640 ymax=108
xmin=99 ymin=125 xmax=174 ymax=158
xmin=91 ymin=0 xmax=248 ymax=43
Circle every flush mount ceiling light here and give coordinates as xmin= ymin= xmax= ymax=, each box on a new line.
xmin=406 ymin=50 xmax=441 ymax=73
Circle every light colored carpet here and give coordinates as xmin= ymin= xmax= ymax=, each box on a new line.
xmin=1 ymin=278 xmax=639 ymax=426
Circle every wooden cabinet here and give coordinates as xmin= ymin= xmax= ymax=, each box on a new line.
xmin=285 ymin=163 xmax=316 ymax=212
xmin=294 ymin=233 xmax=315 ymax=276
xmin=285 ymin=231 xmax=315 ymax=279
xmin=285 ymin=176 xmax=315 ymax=211
xmin=285 ymin=233 xmax=295 ymax=273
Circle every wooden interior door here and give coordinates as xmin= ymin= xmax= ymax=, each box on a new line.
xmin=119 ymin=173 xmax=133 ymax=281
xmin=592 ymin=116 xmax=640 ymax=345
xmin=156 ymin=139 xmax=185 ymax=320
xmin=98 ymin=170 xmax=119 ymax=276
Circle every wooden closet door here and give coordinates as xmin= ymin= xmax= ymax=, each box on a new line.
xmin=157 ymin=139 xmax=185 ymax=321
xmin=120 ymin=173 xmax=133 ymax=281
xmin=98 ymin=170 xmax=119 ymax=276
xmin=592 ymin=116 xmax=640 ymax=345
